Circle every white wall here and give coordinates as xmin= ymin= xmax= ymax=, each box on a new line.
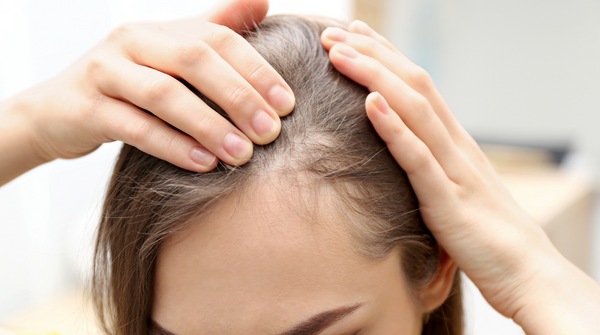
xmin=384 ymin=0 xmax=600 ymax=174
xmin=0 ymin=0 xmax=352 ymax=318
xmin=381 ymin=1 xmax=600 ymax=334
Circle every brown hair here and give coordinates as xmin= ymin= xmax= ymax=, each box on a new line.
xmin=92 ymin=14 xmax=462 ymax=335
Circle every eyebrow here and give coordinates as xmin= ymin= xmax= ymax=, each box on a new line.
xmin=278 ymin=304 xmax=362 ymax=335
xmin=149 ymin=304 xmax=362 ymax=335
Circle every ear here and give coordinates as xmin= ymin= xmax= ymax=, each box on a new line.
xmin=418 ymin=248 xmax=458 ymax=312
xmin=202 ymin=0 xmax=269 ymax=33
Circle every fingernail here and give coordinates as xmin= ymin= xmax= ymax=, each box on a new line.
xmin=373 ymin=93 xmax=390 ymax=115
xmin=251 ymin=110 xmax=277 ymax=137
xmin=336 ymin=44 xmax=358 ymax=59
xmin=190 ymin=147 xmax=216 ymax=167
xmin=324 ymin=27 xmax=347 ymax=42
xmin=224 ymin=132 xmax=251 ymax=160
xmin=267 ymin=84 xmax=295 ymax=113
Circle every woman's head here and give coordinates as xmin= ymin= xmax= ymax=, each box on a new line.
xmin=93 ymin=15 xmax=462 ymax=335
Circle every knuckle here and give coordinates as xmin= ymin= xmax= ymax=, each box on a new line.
xmin=362 ymin=59 xmax=386 ymax=88
xmin=362 ymin=37 xmax=379 ymax=56
xmin=175 ymin=41 xmax=211 ymax=68
xmin=410 ymin=67 xmax=434 ymax=91
xmin=163 ymin=133 xmax=180 ymax=157
xmin=142 ymin=78 xmax=176 ymax=104
xmin=125 ymin=117 xmax=153 ymax=145
xmin=206 ymin=25 xmax=239 ymax=50
xmin=412 ymin=95 xmax=433 ymax=116
xmin=85 ymin=58 xmax=107 ymax=79
xmin=190 ymin=113 xmax=217 ymax=140
xmin=389 ymin=120 xmax=406 ymax=137
xmin=106 ymin=24 xmax=133 ymax=43
xmin=366 ymin=57 xmax=384 ymax=75
xmin=411 ymin=145 xmax=432 ymax=170
xmin=374 ymin=61 xmax=389 ymax=81
xmin=227 ymin=83 xmax=255 ymax=111
xmin=245 ymin=61 xmax=270 ymax=84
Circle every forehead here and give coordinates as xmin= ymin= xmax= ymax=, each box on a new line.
xmin=152 ymin=183 xmax=409 ymax=334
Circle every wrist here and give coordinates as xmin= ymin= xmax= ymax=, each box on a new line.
xmin=511 ymin=248 xmax=600 ymax=334
xmin=0 ymin=93 xmax=53 ymax=185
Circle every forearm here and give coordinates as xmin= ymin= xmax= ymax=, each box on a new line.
xmin=0 ymin=94 xmax=51 ymax=186
xmin=513 ymin=251 xmax=600 ymax=335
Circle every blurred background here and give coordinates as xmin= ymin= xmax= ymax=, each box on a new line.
xmin=0 ymin=0 xmax=599 ymax=334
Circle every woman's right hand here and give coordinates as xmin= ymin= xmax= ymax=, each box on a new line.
xmin=321 ymin=21 xmax=600 ymax=335
xmin=0 ymin=0 xmax=295 ymax=186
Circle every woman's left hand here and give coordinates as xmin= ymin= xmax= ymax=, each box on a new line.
xmin=320 ymin=21 xmax=600 ymax=335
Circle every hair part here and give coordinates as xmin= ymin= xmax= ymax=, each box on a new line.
xmin=92 ymin=14 xmax=462 ymax=335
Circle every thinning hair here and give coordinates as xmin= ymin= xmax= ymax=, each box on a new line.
xmin=92 ymin=14 xmax=462 ymax=335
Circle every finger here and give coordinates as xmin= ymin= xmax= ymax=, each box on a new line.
xmin=347 ymin=20 xmax=400 ymax=53
xmin=100 ymin=98 xmax=219 ymax=172
xmin=329 ymin=43 xmax=463 ymax=180
xmin=110 ymin=25 xmax=283 ymax=144
xmin=157 ymin=21 xmax=296 ymax=116
xmin=365 ymin=92 xmax=452 ymax=205
xmin=322 ymin=26 xmax=465 ymax=143
xmin=113 ymin=24 xmax=290 ymax=145
xmin=322 ymin=27 xmax=425 ymax=92
xmin=325 ymin=25 xmax=493 ymax=172
xmin=93 ymin=56 xmax=254 ymax=166
xmin=202 ymin=0 xmax=269 ymax=33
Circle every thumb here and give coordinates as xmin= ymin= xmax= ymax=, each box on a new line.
xmin=202 ymin=0 xmax=269 ymax=33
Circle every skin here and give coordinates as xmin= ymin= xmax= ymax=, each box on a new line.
xmin=320 ymin=21 xmax=600 ymax=334
xmin=0 ymin=0 xmax=598 ymax=333
xmin=152 ymin=184 xmax=456 ymax=335
xmin=0 ymin=0 xmax=294 ymax=186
